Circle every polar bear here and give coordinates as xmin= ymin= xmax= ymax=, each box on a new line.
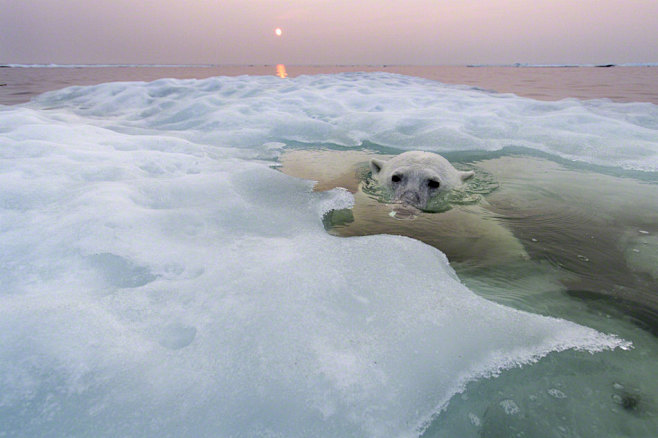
xmin=278 ymin=149 xmax=528 ymax=265
xmin=370 ymin=151 xmax=474 ymax=210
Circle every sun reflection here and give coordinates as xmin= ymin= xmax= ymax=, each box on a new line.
xmin=276 ymin=64 xmax=288 ymax=78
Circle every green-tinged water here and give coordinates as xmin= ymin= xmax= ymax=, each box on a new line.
xmin=281 ymin=148 xmax=658 ymax=437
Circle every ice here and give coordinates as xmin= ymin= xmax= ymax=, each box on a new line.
xmin=29 ymin=73 xmax=658 ymax=171
xmin=0 ymin=75 xmax=636 ymax=437
xmin=547 ymin=388 xmax=567 ymax=399
xmin=499 ymin=400 xmax=521 ymax=415
xmin=468 ymin=63 xmax=658 ymax=67
xmin=3 ymin=63 xmax=216 ymax=68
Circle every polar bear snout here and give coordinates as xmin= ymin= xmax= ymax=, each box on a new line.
xmin=370 ymin=151 xmax=471 ymax=210
xmin=399 ymin=190 xmax=422 ymax=206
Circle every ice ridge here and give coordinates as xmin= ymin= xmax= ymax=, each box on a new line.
xmin=30 ymin=72 xmax=658 ymax=172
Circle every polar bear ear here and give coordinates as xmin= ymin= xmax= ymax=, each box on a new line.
xmin=369 ymin=158 xmax=386 ymax=175
xmin=460 ymin=170 xmax=475 ymax=181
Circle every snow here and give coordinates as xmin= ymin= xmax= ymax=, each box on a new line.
xmin=0 ymin=73 xmax=640 ymax=437
xmin=28 ymin=72 xmax=658 ymax=171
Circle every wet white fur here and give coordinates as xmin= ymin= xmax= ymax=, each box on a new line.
xmin=370 ymin=151 xmax=474 ymax=208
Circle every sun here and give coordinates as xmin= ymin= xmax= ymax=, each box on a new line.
xmin=275 ymin=27 xmax=283 ymax=37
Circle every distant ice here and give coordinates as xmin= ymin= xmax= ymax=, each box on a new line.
xmin=619 ymin=62 xmax=658 ymax=67
xmin=0 ymin=73 xmax=639 ymax=437
xmin=467 ymin=62 xmax=658 ymax=68
xmin=2 ymin=63 xmax=218 ymax=68
xmin=5 ymin=63 xmax=658 ymax=68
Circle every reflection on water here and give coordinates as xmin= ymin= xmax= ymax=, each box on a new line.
xmin=3 ymin=66 xmax=658 ymax=106
xmin=276 ymin=64 xmax=288 ymax=78
xmin=278 ymin=148 xmax=658 ymax=437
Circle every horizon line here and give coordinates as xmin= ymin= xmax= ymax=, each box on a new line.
xmin=3 ymin=62 xmax=658 ymax=69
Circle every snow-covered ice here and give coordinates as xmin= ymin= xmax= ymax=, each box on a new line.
xmin=0 ymin=73 xmax=647 ymax=437
xmin=30 ymin=73 xmax=658 ymax=171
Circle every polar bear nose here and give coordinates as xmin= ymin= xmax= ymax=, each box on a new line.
xmin=400 ymin=190 xmax=421 ymax=205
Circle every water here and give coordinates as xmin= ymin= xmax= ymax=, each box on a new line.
xmin=2 ymin=65 xmax=658 ymax=106
xmin=282 ymin=149 xmax=658 ymax=437
xmin=1 ymin=66 xmax=657 ymax=437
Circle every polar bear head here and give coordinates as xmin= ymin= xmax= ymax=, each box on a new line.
xmin=369 ymin=151 xmax=474 ymax=210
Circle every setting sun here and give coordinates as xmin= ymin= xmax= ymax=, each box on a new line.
xmin=275 ymin=27 xmax=282 ymax=37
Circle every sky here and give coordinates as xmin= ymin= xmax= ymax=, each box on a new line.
xmin=1 ymin=0 xmax=657 ymax=65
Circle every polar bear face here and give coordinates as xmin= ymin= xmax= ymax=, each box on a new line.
xmin=369 ymin=151 xmax=474 ymax=210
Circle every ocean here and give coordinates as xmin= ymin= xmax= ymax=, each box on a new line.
xmin=2 ymin=64 xmax=658 ymax=105
xmin=0 ymin=65 xmax=657 ymax=437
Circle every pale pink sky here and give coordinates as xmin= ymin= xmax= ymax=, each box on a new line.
xmin=1 ymin=0 xmax=657 ymax=65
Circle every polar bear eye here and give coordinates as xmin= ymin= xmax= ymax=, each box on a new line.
xmin=427 ymin=179 xmax=440 ymax=189
xmin=391 ymin=174 xmax=402 ymax=183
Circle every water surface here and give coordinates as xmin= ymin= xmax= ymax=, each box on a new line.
xmin=2 ymin=65 xmax=658 ymax=105
xmin=1 ymin=68 xmax=656 ymax=437
xmin=280 ymin=148 xmax=658 ymax=437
